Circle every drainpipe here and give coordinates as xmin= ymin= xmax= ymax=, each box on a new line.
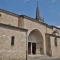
xmin=26 ymin=31 xmax=28 ymax=60
xmin=45 ymin=24 xmax=47 ymax=55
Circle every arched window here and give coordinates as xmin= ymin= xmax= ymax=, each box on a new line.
xmin=54 ymin=37 xmax=57 ymax=46
xmin=11 ymin=36 xmax=15 ymax=46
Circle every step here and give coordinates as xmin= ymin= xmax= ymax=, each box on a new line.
xmin=28 ymin=55 xmax=60 ymax=60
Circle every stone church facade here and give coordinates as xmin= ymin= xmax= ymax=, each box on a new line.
xmin=0 ymin=4 xmax=60 ymax=60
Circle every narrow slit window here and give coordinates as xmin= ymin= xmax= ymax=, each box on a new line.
xmin=11 ymin=36 xmax=15 ymax=46
xmin=0 ymin=14 xmax=1 ymax=17
xmin=54 ymin=37 xmax=57 ymax=46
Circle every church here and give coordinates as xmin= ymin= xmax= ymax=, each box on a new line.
xmin=0 ymin=3 xmax=60 ymax=60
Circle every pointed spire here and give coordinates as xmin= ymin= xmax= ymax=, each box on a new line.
xmin=36 ymin=2 xmax=40 ymax=20
xmin=35 ymin=2 xmax=44 ymax=22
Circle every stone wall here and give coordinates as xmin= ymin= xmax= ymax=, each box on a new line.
xmin=0 ymin=12 xmax=18 ymax=27
xmin=0 ymin=25 xmax=27 ymax=60
xmin=50 ymin=36 xmax=60 ymax=58
xmin=45 ymin=34 xmax=52 ymax=57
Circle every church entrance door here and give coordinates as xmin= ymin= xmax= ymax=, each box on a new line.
xmin=32 ymin=43 xmax=36 ymax=54
xmin=28 ymin=42 xmax=36 ymax=54
xmin=28 ymin=42 xmax=31 ymax=54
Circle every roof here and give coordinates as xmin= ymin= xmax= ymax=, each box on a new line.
xmin=50 ymin=26 xmax=60 ymax=30
xmin=0 ymin=9 xmax=19 ymax=17
xmin=0 ymin=9 xmax=60 ymax=30
xmin=45 ymin=33 xmax=60 ymax=38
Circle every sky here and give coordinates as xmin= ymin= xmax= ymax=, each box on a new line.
xmin=0 ymin=0 xmax=60 ymax=26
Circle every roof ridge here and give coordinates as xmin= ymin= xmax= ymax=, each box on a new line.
xmin=0 ymin=9 xmax=19 ymax=17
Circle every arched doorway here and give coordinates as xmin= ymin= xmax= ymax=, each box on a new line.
xmin=28 ymin=29 xmax=44 ymax=55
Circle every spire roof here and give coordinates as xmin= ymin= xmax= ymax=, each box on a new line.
xmin=35 ymin=2 xmax=44 ymax=22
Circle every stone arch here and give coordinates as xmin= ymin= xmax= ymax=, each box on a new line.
xmin=28 ymin=29 xmax=44 ymax=55
xmin=52 ymin=30 xmax=59 ymax=36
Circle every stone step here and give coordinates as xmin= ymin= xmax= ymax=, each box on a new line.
xmin=28 ymin=55 xmax=60 ymax=60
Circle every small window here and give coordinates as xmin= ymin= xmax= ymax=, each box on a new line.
xmin=0 ymin=14 xmax=1 ymax=17
xmin=11 ymin=36 xmax=15 ymax=46
xmin=54 ymin=37 xmax=57 ymax=46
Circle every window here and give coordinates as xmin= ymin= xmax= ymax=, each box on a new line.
xmin=0 ymin=14 xmax=1 ymax=17
xmin=11 ymin=36 xmax=15 ymax=46
xmin=54 ymin=37 xmax=57 ymax=46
